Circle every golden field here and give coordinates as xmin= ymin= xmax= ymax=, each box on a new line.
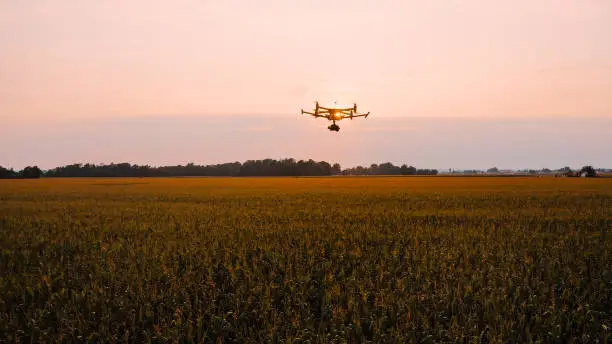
xmin=0 ymin=177 xmax=611 ymax=343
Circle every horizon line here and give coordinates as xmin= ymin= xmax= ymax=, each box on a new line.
xmin=2 ymin=159 xmax=609 ymax=174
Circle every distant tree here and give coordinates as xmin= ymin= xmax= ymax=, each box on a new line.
xmin=369 ymin=164 xmax=378 ymax=175
xmin=19 ymin=166 xmax=42 ymax=179
xmin=0 ymin=166 xmax=17 ymax=179
xmin=416 ymin=168 xmax=438 ymax=175
xmin=332 ymin=163 xmax=342 ymax=175
xmin=542 ymin=168 xmax=552 ymax=173
xmin=487 ymin=167 xmax=499 ymax=173
xmin=579 ymin=165 xmax=597 ymax=178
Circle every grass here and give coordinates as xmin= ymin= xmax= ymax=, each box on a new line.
xmin=0 ymin=177 xmax=611 ymax=343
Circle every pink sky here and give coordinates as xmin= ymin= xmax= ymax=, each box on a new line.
xmin=1 ymin=1 xmax=611 ymax=169
xmin=2 ymin=0 xmax=611 ymax=120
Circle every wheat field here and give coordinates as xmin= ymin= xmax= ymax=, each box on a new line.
xmin=0 ymin=177 xmax=610 ymax=343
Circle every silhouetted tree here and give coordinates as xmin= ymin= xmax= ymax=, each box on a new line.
xmin=332 ymin=163 xmax=342 ymax=175
xmin=19 ymin=166 xmax=42 ymax=179
xmin=579 ymin=165 xmax=597 ymax=178
xmin=0 ymin=166 xmax=18 ymax=179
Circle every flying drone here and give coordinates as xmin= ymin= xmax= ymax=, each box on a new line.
xmin=301 ymin=101 xmax=370 ymax=131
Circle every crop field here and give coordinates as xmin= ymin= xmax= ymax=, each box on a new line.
xmin=0 ymin=177 xmax=611 ymax=343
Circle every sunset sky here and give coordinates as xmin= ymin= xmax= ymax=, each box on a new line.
xmin=1 ymin=1 xmax=611 ymax=170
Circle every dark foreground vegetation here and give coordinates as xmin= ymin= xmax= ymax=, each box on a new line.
xmin=0 ymin=177 xmax=610 ymax=342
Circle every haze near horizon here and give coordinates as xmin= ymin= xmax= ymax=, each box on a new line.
xmin=1 ymin=1 xmax=611 ymax=169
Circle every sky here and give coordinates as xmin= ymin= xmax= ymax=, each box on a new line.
xmin=1 ymin=0 xmax=611 ymax=170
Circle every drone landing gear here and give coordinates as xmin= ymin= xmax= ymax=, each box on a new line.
xmin=328 ymin=122 xmax=340 ymax=132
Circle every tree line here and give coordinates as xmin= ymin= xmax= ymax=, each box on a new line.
xmin=4 ymin=161 xmax=608 ymax=179
xmin=342 ymin=163 xmax=438 ymax=176
xmin=2 ymin=161 xmax=606 ymax=179
xmin=0 ymin=166 xmax=44 ymax=179
xmin=0 ymin=159 xmax=441 ymax=179
xmin=482 ymin=166 xmax=601 ymax=177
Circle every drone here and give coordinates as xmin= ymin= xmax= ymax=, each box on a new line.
xmin=301 ymin=101 xmax=370 ymax=131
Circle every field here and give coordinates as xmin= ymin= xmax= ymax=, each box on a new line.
xmin=0 ymin=177 xmax=611 ymax=343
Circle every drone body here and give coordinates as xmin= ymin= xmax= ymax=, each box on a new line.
xmin=301 ymin=101 xmax=370 ymax=131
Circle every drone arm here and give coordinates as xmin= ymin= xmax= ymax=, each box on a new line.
xmin=302 ymin=110 xmax=328 ymax=118
xmin=350 ymin=112 xmax=370 ymax=118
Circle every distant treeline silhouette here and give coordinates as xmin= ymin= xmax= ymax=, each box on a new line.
xmin=2 ymin=161 xmax=608 ymax=179
xmin=41 ymin=160 xmax=339 ymax=177
xmin=0 ymin=159 xmax=442 ymax=178
xmin=342 ymin=163 xmax=438 ymax=176
xmin=0 ymin=166 xmax=44 ymax=179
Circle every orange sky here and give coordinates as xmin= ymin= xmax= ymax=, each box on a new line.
xmin=2 ymin=0 xmax=612 ymax=120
